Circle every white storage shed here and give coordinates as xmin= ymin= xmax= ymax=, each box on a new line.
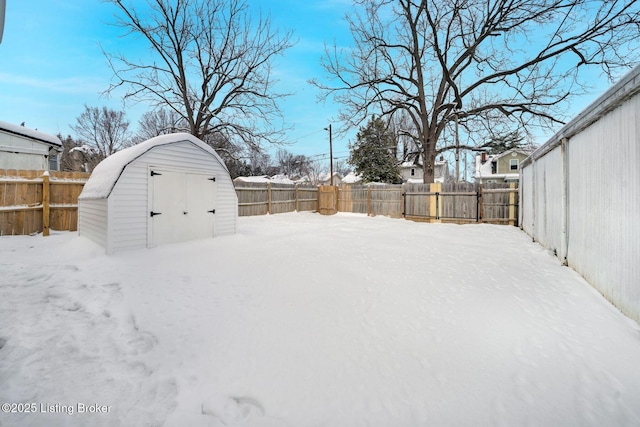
xmin=78 ymin=133 xmax=237 ymax=254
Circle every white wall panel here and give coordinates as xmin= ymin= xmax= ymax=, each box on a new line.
xmin=77 ymin=199 xmax=108 ymax=249
xmin=520 ymin=73 xmax=640 ymax=322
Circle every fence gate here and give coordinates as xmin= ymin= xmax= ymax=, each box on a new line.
xmin=318 ymin=185 xmax=337 ymax=215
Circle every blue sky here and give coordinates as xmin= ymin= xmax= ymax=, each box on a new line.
xmin=0 ymin=0 xmax=356 ymax=164
xmin=0 ymin=0 xmax=626 ymax=172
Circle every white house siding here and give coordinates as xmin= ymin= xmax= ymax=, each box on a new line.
xmin=78 ymin=199 xmax=108 ymax=249
xmin=520 ymin=65 xmax=640 ymax=322
xmin=0 ymin=134 xmax=50 ymax=170
xmin=0 ymin=122 xmax=62 ymax=170
xmin=106 ymin=141 xmax=237 ymax=253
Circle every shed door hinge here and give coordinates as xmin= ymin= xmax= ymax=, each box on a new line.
xmin=207 ymin=209 xmax=215 ymax=214
xmin=150 ymin=170 xmax=162 ymax=176
xmin=150 ymin=211 xmax=162 ymax=217
xmin=208 ymin=177 xmax=216 ymax=182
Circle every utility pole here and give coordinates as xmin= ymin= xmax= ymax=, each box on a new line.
xmin=455 ymin=109 xmax=460 ymax=183
xmin=325 ymin=124 xmax=334 ymax=186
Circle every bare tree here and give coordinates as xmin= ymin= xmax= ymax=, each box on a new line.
xmin=71 ymin=105 xmax=131 ymax=169
xmin=334 ymin=159 xmax=352 ymax=177
xmin=104 ymin=0 xmax=295 ymax=152
xmin=312 ymin=0 xmax=639 ymax=182
xmin=305 ymin=159 xmax=326 ymax=186
xmin=134 ymin=109 xmax=186 ymax=143
xmin=57 ymin=134 xmax=81 ymax=172
xmin=275 ymin=149 xmax=312 ymax=179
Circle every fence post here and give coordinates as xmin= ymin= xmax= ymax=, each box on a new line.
xmin=429 ymin=182 xmax=442 ymax=222
xmin=402 ymin=185 xmax=406 ymax=217
xmin=42 ymin=171 xmax=50 ymax=236
xmin=295 ymin=184 xmax=299 ymax=212
xmin=267 ymin=182 xmax=272 ymax=214
xmin=367 ymin=186 xmax=372 ymax=216
xmin=508 ymin=183 xmax=516 ymax=226
xmin=477 ymin=185 xmax=483 ymax=223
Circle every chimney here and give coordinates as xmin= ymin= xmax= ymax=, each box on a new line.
xmin=481 ymin=152 xmax=487 ymax=163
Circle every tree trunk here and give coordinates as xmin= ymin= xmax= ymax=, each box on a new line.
xmin=421 ymin=147 xmax=436 ymax=183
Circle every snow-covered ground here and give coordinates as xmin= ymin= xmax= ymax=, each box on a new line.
xmin=1 ymin=212 xmax=640 ymax=427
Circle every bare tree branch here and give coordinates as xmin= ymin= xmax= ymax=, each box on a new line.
xmin=103 ymin=0 xmax=295 ymax=153
xmin=311 ymin=0 xmax=640 ymax=182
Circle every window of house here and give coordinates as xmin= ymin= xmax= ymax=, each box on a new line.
xmin=411 ymin=168 xmax=415 ymax=176
xmin=510 ymin=159 xmax=518 ymax=170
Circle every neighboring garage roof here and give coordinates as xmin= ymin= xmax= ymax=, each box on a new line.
xmin=79 ymin=133 xmax=229 ymax=200
xmin=0 ymin=120 xmax=62 ymax=147
xmin=522 ymin=64 xmax=640 ymax=168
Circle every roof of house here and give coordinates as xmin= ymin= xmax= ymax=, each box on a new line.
xmin=342 ymin=171 xmax=362 ymax=184
xmin=234 ymin=175 xmax=296 ymax=184
xmin=523 ymin=63 xmax=640 ymax=168
xmin=401 ymin=159 xmax=448 ymax=168
xmin=319 ymin=171 xmax=343 ymax=181
xmin=0 ymin=120 xmax=62 ymax=147
xmin=491 ymin=147 xmax=535 ymax=160
xmin=79 ymin=133 xmax=228 ymax=200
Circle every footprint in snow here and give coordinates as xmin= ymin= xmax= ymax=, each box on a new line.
xmin=202 ymin=396 xmax=289 ymax=426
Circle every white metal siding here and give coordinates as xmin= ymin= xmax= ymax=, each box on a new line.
xmin=0 ymin=132 xmax=51 ymax=170
xmin=77 ymin=199 xmax=108 ymax=249
xmin=520 ymin=76 xmax=640 ymax=322
xmin=519 ymin=165 xmax=534 ymax=236
xmin=566 ymin=95 xmax=640 ymax=321
xmin=531 ymin=147 xmax=564 ymax=255
xmin=108 ymin=141 xmax=237 ymax=253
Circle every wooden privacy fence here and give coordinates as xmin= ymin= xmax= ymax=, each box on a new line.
xmin=238 ymin=182 xmax=518 ymax=225
xmin=2 ymin=171 xmax=518 ymax=236
xmin=338 ymin=185 xmax=404 ymax=217
xmin=0 ymin=169 xmax=90 ymax=236
xmin=404 ymin=182 xmax=518 ymax=225
xmin=235 ymin=182 xmax=318 ymax=216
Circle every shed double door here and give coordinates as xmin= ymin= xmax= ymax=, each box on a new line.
xmin=149 ymin=168 xmax=217 ymax=247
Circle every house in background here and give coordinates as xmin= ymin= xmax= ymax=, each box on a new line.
xmin=474 ymin=148 xmax=533 ymax=184
xmin=318 ymin=172 xmax=343 ymax=186
xmin=233 ymin=175 xmax=296 ymax=185
xmin=400 ymin=156 xmax=450 ymax=183
xmin=0 ymin=120 xmax=62 ymax=171
xmin=341 ymin=171 xmax=362 ymax=184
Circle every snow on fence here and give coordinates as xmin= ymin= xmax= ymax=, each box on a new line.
xmin=519 ymin=64 xmax=640 ymax=322
xmin=0 ymin=169 xmax=90 ymax=236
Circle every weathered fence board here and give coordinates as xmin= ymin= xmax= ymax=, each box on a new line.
xmin=0 ymin=169 xmax=89 ymax=236
xmin=318 ymin=185 xmax=337 ymax=215
xmin=235 ymin=182 xmax=318 ymax=216
xmin=404 ymin=182 xmax=517 ymax=225
xmin=2 ymin=168 xmax=519 ymax=235
xmin=339 ymin=185 xmax=404 ymax=217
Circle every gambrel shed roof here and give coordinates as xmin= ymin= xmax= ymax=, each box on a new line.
xmin=80 ymin=133 xmax=229 ymax=200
